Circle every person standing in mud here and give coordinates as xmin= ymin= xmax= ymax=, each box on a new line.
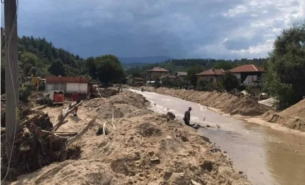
xmin=183 ymin=107 xmax=192 ymax=126
xmin=71 ymin=91 xmax=79 ymax=116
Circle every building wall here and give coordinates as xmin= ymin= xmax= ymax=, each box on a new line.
xmin=46 ymin=83 xmax=88 ymax=94
xmin=46 ymin=83 xmax=67 ymax=92
xmin=66 ymin=83 xmax=88 ymax=94
xmin=198 ymin=76 xmax=221 ymax=83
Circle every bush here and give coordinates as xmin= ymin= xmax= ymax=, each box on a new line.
xmin=20 ymin=84 xmax=35 ymax=103
xmin=221 ymin=72 xmax=240 ymax=92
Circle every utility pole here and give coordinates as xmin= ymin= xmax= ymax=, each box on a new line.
xmin=5 ymin=0 xmax=20 ymax=162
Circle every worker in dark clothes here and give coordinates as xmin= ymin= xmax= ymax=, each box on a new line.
xmin=183 ymin=107 xmax=192 ymax=126
xmin=183 ymin=107 xmax=200 ymax=129
xmin=71 ymin=91 xmax=79 ymax=116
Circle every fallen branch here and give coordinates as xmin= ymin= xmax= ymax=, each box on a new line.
xmin=66 ymin=118 xmax=96 ymax=146
xmin=33 ymin=105 xmax=48 ymax=111
xmin=52 ymin=101 xmax=83 ymax=132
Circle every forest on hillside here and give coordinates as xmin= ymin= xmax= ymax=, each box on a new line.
xmin=1 ymin=36 xmax=86 ymax=79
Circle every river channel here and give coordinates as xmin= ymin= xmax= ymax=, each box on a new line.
xmin=130 ymin=89 xmax=305 ymax=185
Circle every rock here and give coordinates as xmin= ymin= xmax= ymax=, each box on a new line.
xmin=200 ymin=161 xmax=213 ymax=172
xmin=199 ymin=135 xmax=210 ymax=143
xmin=166 ymin=112 xmax=176 ymax=121
xmin=216 ymin=125 xmax=220 ymax=129
xmin=163 ymin=171 xmax=172 ymax=180
xmin=191 ymin=180 xmax=202 ymax=185
xmin=150 ymin=157 xmax=160 ymax=165
xmin=206 ymin=125 xmax=211 ymax=128
xmin=210 ymin=148 xmax=221 ymax=153
xmin=181 ymin=136 xmax=189 ymax=142
xmin=96 ymin=127 xmax=109 ymax=136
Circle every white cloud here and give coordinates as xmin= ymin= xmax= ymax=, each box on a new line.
xmin=223 ymin=5 xmax=248 ymax=17
xmin=193 ymin=0 xmax=304 ymax=58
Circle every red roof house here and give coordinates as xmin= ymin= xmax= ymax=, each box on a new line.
xmin=229 ymin=64 xmax=265 ymax=85
xmin=229 ymin=64 xmax=264 ymax=73
xmin=147 ymin=67 xmax=169 ymax=80
xmin=196 ymin=69 xmax=225 ymax=83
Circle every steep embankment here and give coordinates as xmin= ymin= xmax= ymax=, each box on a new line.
xmin=262 ymin=99 xmax=305 ymax=132
xmin=10 ymin=91 xmax=249 ymax=185
xmin=144 ymin=87 xmax=269 ymax=116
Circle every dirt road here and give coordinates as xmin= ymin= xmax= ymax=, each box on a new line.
xmin=130 ymin=89 xmax=305 ymax=185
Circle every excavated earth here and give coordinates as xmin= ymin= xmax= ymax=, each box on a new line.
xmin=262 ymin=99 xmax=305 ymax=132
xmin=8 ymin=91 xmax=250 ymax=185
xmin=143 ymin=87 xmax=269 ymax=116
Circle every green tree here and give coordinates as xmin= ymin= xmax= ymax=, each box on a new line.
xmin=213 ymin=61 xmax=234 ymax=70
xmin=48 ymin=60 xmax=66 ymax=76
xmin=86 ymin=57 xmax=97 ymax=79
xmin=187 ymin=65 xmax=203 ymax=87
xmin=221 ymin=72 xmax=240 ymax=92
xmin=21 ymin=52 xmax=38 ymax=66
xmin=95 ymin=55 xmax=125 ymax=86
xmin=264 ymin=23 xmax=305 ymax=109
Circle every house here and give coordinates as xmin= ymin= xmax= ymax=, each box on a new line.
xmin=229 ymin=64 xmax=264 ymax=85
xmin=45 ymin=76 xmax=89 ymax=94
xmin=160 ymin=74 xmax=177 ymax=83
xmin=147 ymin=67 xmax=169 ymax=80
xmin=132 ymin=77 xmax=145 ymax=86
xmin=176 ymin=72 xmax=187 ymax=81
xmin=196 ymin=69 xmax=225 ymax=83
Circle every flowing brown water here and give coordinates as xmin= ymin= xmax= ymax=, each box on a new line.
xmin=131 ymin=90 xmax=305 ymax=185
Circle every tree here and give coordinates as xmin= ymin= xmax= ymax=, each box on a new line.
xmin=95 ymin=55 xmax=125 ymax=86
xmin=21 ymin=52 xmax=38 ymax=66
xmin=213 ymin=61 xmax=234 ymax=70
xmin=221 ymin=72 xmax=240 ymax=92
xmin=86 ymin=57 xmax=97 ymax=79
xmin=48 ymin=60 xmax=66 ymax=76
xmin=187 ymin=65 xmax=203 ymax=87
xmin=264 ymin=23 xmax=305 ymax=109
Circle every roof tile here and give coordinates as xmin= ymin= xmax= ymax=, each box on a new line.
xmin=229 ymin=64 xmax=265 ymax=73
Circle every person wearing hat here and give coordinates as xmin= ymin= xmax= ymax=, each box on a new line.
xmin=183 ymin=107 xmax=192 ymax=126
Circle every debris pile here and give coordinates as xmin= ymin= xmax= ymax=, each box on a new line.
xmin=1 ymin=101 xmax=95 ymax=181
xmin=8 ymin=90 xmax=250 ymax=185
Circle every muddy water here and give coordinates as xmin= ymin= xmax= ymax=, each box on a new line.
xmin=130 ymin=90 xmax=305 ymax=185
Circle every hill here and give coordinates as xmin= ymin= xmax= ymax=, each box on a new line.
xmin=120 ymin=56 xmax=171 ymax=69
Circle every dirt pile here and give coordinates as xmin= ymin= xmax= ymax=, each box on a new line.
xmin=10 ymin=90 xmax=250 ymax=185
xmin=262 ymin=99 xmax=305 ymax=131
xmin=145 ymin=87 xmax=269 ymax=116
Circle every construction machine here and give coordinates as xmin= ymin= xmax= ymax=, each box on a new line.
xmin=30 ymin=74 xmax=45 ymax=91
xmin=36 ymin=90 xmax=64 ymax=106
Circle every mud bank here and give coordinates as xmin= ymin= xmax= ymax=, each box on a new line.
xmin=262 ymin=99 xmax=305 ymax=132
xmin=144 ymin=87 xmax=269 ymax=116
xmin=9 ymin=91 xmax=249 ymax=185
xmin=143 ymin=87 xmax=305 ymax=132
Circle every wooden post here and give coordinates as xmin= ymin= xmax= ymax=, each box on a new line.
xmin=5 ymin=0 xmax=20 ymax=161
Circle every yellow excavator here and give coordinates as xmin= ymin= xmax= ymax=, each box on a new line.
xmin=30 ymin=74 xmax=45 ymax=91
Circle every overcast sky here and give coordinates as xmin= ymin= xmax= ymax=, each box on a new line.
xmin=2 ymin=0 xmax=305 ymax=59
